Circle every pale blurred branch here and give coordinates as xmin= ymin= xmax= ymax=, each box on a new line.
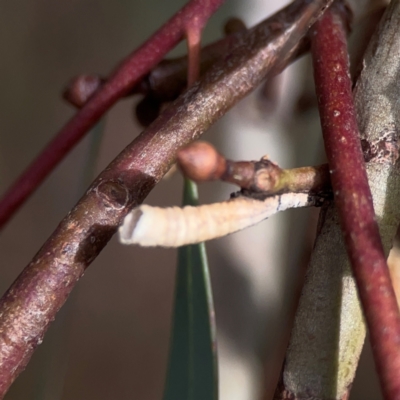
xmin=276 ymin=2 xmax=400 ymax=399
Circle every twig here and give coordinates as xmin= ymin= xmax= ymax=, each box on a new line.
xmin=312 ymin=6 xmax=400 ymax=399
xmin=275 ymin=3 xmax=400 ymax=399
xmin=65 ymin=18 xmax=310 ymax=128
xmin=63 ymin=6 xmax=386 ymax=112
xmin=185 ymin=18 xmax=202 ymax=87
xmin=0 ymin=0 xmax=225 ymax=231
xmin=177 ymin=141 xmax=330 ymax=194
xmin=0 ymin=0 xmax=333 ymax=396
xmin=121 ymin=143 xmax=331 ymax=247
xmin=64 ymin=2 xmax=227 ymax=108
xmin=63 ymin=28 xmax=249 ymax=109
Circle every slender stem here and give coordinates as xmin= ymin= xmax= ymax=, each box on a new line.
xmin=177 ymin=141 xmax=331 ymax=195
xmin=0 ymin=0 xmax=225 ymax=231
xmin=185 ymin=20 xmax=202 ymax=87
xmin=312 ymin=5 xmax=400 ymax=399
xmin=0 ymin=0 xmax=332 ymax=396
xmin=66 ymin=22 xmax=310 ymax=110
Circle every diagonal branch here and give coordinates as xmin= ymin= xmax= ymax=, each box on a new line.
xmin=0 ymin=0 xmax=333 ymax=396
xmin=0 ymin=0 xmax=225 ymax=231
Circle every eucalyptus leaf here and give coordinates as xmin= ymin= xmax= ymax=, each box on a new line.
xmin=163 ymin=178 xmax=218 ymax=400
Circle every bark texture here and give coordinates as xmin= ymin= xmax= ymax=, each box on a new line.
xmin=276 ymin=1 xmax=400 ymax=399
xmin=0 ymin=1 xmax=332 ymax=396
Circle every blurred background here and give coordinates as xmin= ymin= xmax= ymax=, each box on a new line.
xmin=0 ymin=0 xmax=385 ymax=399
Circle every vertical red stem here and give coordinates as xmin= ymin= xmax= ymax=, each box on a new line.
xmin=311 ymin=5 xmax=400 ymax=399
xmin=185 ymin=21 xmax=202 ymax=86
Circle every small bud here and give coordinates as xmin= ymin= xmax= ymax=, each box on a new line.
xmin=135 ymin=95 xmax=163 ymax=127
xmin=224 ymin=17 xmax=247 ymax=36
xmin=252 ymin=159 xmax=282 ymax=192
xmin=177 ymin=141 xmax=226 ymax=182
xmin=63 ymin=74 xmax=103 ymax=108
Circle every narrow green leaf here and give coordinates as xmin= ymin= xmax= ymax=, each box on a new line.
xmin=163 ymin=178 xmax=218 ymax=400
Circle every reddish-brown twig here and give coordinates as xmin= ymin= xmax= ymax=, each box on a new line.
xmin=118 ymin=142 xmax=331 ymax=248
xmin=64 ymin=7 xmax=235 ymax=109
xmin=64 ymin=22 xmax=251 ymax=110
xmin=311 ymin=5 xmax=400 ymax=398
xmin=185 ymin=20 xmax=202 ymax=87
xmin=64 ymin=16 xmax=310 ymax=128
xmin=0 ymin=0 xmax=225 ymax=231
xmin=177 ymin=141 xmax=331 ymax=195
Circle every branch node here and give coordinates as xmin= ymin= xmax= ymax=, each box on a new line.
xmin=361 ymin=127 xmax=400 ymax=165
xmin=95 ymin=180 xmax=131 ymax=210
xmin=63 ymin=74 xmax=103 ymax=108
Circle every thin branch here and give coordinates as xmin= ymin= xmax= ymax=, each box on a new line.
xmin=0 ymin=0 xmax=333 ymax=396
xmin=65 ymin=19 xmax=310 ymax=128
xmin=72 ymin=6 xmax=386 ymax=114
xmin=177 ymin=141 xmax=330 ymax=194
xmin=63 ymin=26 xmax=252 ymax=108
xmin=0 ymin=0 xmax=225 ymax=231
xmin=311 ymin=6 xmax=400 ymax=399
xmin=275 ymin=3 xmax=400 ymax=399
xmin=121 ymin=142 xmax=331 ymax=247
xmin=185 ymin=18 xmax=203 ymax=87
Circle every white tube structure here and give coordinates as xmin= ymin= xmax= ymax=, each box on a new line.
xmin=119 ymin=193 xmax=318 ymax=248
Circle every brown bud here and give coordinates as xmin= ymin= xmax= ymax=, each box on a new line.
xmin=223 ymin=17 xmax=247 ymax=36
xmin=253 ymin=159 xmax=282 ymax=192
xmin=223 ymin=161 xmax=256 ymax=189
xmin=177 ymin=141 xmax=226 ymax=182
xmin=135 ymin=95 xmax=163 ymax=127
xmin=63 ymin=74 xmax=103 ymax=108
xmin=223 ymin=157 xmax=283 ymax=192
